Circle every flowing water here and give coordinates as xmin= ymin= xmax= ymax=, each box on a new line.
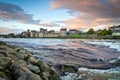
xmin=0 ymin=38 xmax=120 ymax=80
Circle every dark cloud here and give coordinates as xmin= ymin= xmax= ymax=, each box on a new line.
xmin=0 ymin=2 xmax=40 ymax=24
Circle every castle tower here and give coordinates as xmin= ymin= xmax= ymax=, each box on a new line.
xmin=60 ymin=28 xmax=67 ymax=37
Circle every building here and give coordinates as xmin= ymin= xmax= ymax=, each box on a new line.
xmin=68 ymin=29 xmax=80 ymax=35
xmin=30 ymin=30 xmax=38 ymax=37
xmin=109 ymin=25 xmax=120 ymax=36
xmin=60 ymin=28 xmax=67 ymax=37
xmin=21 ymin=28 xmax=67 ymax=38
xmin=21 ymin=29 xmax=30 ymax=37
xmin=38 ymin=32 xmax=44 ymax=37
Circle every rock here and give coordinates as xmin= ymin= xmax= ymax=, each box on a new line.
xmin=0 ymin=71 xmax=9 ymax=80
xmin=13 ymin=61 xmax=41 ymax=80
xmin=29 ymin=57 xmax=39 ymax=64
xmin=15 ymin=47 xmax=21 ymax=52
xmin=26 ymin=73 xmax=41 ymax=80
xmin=41 ymin=72 xmax=50 ymax=80
xmin=35 ymin=60 xmax=50 ymax=72
xmin=0 ymin=77 xmax=6 ymax=80
xmin=26 ymin=64 xmax=40 ymax=73
xmin=0 ymin=42 xmax=60 ymax=80
xmin=16 ymin=66 xmax=42 ymax=80
xmin=12 ymin=60 xmax=26 ymax=68
xmin=0 ymin=45 xmax=17 ymax=54
xmin=0 ymin=50 xmax=9 ymax=57
xmin=19 ymin=49 xmax=27 ymax=54
xmin=16 ymin=53 xmax=28 ymax=60
xmin=0 ymin=57 xmax=11 ymax=70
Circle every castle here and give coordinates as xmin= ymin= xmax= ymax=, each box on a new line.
xmin=22 ymin=28 xmax=67 ymax=38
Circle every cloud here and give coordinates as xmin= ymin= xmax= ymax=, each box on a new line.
xmin=59 ymin=17 xmax=117 ymax=31
xmin=0 ymin=26 xmax=22 ymax=34
xmin=51 ymin=0 xmax=120 ymax=30
xmin=39 ymin=22 xmax=61 ymax=27
xmin=0 ymin=2 xmax=40 ymax=24
xmin=51 ymin=0 xmax=120 ymax=18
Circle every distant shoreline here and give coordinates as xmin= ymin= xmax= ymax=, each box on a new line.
xmin=1 ymin=35 xmax=120 ymax=39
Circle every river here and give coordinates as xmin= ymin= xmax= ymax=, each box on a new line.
xmin=0 ymin=38 xmax=120 ymax=80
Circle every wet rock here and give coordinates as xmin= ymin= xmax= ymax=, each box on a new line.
xmin=110 ymin=57 xmax=120 ymax=67
xmin=90 ymin=58 xmax=98 ymax=62
xmin=26 ymin=64 xmax=40 ymax=73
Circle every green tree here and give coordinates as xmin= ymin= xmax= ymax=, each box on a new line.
xmin=101 ymin=29 xmax=107 ymax=36
xmin=8 ymin=33 xmax=15 ymax=38
xmin=97 ymin=29 xmax=112 ymax=36
xmin=107 ymin=29 xmax=113 ymax=35
xmin=87 ymin=28 xmax=95 ymax=34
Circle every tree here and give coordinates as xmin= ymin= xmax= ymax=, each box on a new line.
xmin=107 ymin=29 xmax=113 ymax=35
xmin=8 ymin=33 xmax=15 ymax=38
xmin=97 ymin=29 xmax=113 ymax=36
xmin=87 ymin=28 xmax=95 ymax=34
xmin=102 ymin=29 xmax=108 ymax=36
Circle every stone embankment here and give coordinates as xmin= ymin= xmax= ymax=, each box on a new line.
xmin=0 ymin=41 xmax=60 ymax=80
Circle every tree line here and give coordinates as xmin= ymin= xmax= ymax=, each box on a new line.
xmin=87 ymin=28 xmax=113 ymax=36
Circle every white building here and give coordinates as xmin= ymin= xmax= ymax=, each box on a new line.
xmin=68 ymin=29 xmax=79 ymax=35
xmin=109 ymin=26 xmax=120 ymax=36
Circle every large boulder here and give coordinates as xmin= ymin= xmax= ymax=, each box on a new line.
xmin=16 ymin=66 xmax=41 ymax=80
xmin=12 ymin=60 xmax=41 ymax=80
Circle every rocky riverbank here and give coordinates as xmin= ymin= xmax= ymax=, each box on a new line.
xmin=0 ymin=41 xmax=60 ymax=80
xmin=1 ymin=39 xmax=120 ymax=80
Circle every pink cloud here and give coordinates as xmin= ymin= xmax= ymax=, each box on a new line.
xmin=51 ymin=0 xmax=120 ymax=30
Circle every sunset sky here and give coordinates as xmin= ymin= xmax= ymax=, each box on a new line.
xmin=0 ymin=0 xmax=120 ymax=34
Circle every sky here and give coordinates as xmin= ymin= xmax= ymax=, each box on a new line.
xmin=0 ymin=0 xmax=120 ymax=34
